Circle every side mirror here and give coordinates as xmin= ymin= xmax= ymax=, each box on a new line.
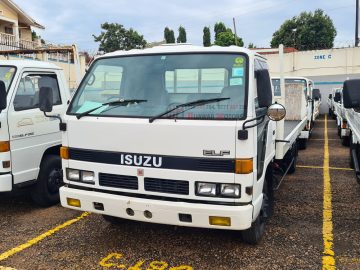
xmin=328 ymin=94 xmax=332 ymax=99
xmin=267 ymin=103 xmax=286 ymax=121
xmin=313 ymin=89 xmax=321 ymax=101
xmin=0 ymin=81 xmax=7 ymax=111
xmin=39 ymin=86 xmax=53 ymax=113
xmin=334 ymin=92 xmax=341 ymax=103
xmin=343 ymin=79 xmax=360 ymax=109
xmin=255 ymin=69 xmax=272 ymax=108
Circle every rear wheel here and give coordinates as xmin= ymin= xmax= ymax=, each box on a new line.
xmin=341 ymin=136 xmax=350 ymax=147
xmin=31 ymin=155 xmax=62 ymax=207
xmin=298 ymin=138 xmax=307 ymax=150
xmin=337 ymin=126 xmax=341 ymax=137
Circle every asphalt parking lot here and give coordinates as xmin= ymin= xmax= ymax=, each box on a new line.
xmin=0 ymin=115 xmax=359 ymax=270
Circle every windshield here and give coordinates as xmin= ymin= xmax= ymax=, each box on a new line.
xmin=68 ymin=54 xmax=248 ymax=120
xmin=272 ymin=78 xmax=307 ymax=98
xmin=0 ymin=66 xmax=16 ymax=91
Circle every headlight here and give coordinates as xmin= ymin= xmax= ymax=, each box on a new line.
xmin=81 ymin=171 xmax=95 ymax=184
xmin=67 ymin=168 xmax=80 ymax=181
xmin=196 ymin=182 xmax=217 ymax=197
xmin=220 ymin=184 xmax=240 ymax=198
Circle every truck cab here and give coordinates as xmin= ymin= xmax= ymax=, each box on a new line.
xmin=41 ymin=45 xmax=295 ymax=244
xmin=0 ymin=61 xmax=71 ymax=206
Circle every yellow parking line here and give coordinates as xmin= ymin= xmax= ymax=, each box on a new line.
xmin=338 ymin=257 xmax=360 ymax=264
xmin=0 ymin=267 xmax=17 ymax=270
xmin=297 ymin=165 xmax=353 ymax=171
xmin=0 ymin=212 xmax=90 ymax=262
xmin=322 ymin=114 xmax=336 ymax=269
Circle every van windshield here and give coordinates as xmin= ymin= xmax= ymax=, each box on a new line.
xmin=68 ymin=54 xmax=248 ymax=120
xmin=0 ymin=66 xmax=16 ymax=91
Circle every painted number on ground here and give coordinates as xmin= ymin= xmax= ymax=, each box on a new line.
xmin=99 ymin=253 xmax=193 ymax=270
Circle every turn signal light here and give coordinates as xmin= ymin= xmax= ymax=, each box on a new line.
xmin=209 ymin=216 xmax=231 ymax=226
xmin=342 ymin=121 xmax=347 ymax=129
xmin=235 ymin=159 xmax=253 ymax=174
xmin=67 ymin=198 xmax=81 ymax=208
xmin=0 ymin=141 xmax=10 ymax=152
xmin=60 ymin=146 xmax=69 ymax=159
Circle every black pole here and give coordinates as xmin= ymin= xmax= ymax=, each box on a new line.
xmin=356 ymin=0 xmax=359 ymax=46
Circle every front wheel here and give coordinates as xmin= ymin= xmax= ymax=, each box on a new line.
xmin=241 ymin=173 xmax=273 ymax=245
xmin=31 ymin=155 xmax=62 ymax=207
xmin=298 ymin=138 xmax=307 ymax=150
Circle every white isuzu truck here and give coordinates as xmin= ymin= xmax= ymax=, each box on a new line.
xmin=343 ymin=79 xmax=360 ymax=184
xmin=271 ymin=77 xmax=312 ymax=149
xmin=39 ymin=45 xmax=304 ymax=244
xmin=0 ymin=60 xmax=71 ymax=206
xmin=332 ymin=88 xmax=351 ymax=146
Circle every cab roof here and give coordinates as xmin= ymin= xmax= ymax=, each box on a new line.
xmin=0 ymin=60 xmax=61 ymax=70
xmin=101 ymin=44 xmax=263 ymax=59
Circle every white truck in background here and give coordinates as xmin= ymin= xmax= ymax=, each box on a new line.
xmin=342 ymin=79 xmax=360 ymax=184
xmin=0 ymin=61 xmax=70 ymax=206
xmin=39 ymin=45 xmax=306 ymax=244
xmin=271 ymin=77 xmax=312 ymax=150
xmin=312 ymin=88 xmax=321 ymax=120
xmin=328 ymin=88 xmax=341 ymax=119
xmin=332 ymin=88 xmax=351 ymax=146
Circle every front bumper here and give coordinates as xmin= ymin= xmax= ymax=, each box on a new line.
xmin=60 ymin=186 xmax=254 ymax=230
xmin=0 ymin=173 xmax=12 ymax=192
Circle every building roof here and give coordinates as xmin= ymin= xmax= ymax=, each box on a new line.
xmin=102 ymin=44 xmax=262 ymax=59
xmin=3 ymin=0 xmax=45 ymax=29
xmin=0 ymin=60 xmax=61 ymax=70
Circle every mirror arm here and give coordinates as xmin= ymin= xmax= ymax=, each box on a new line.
xmin=242 ymin=113 xmax=267 ymax=130
xmin=43 ymin=112 xmax=66 ymax=131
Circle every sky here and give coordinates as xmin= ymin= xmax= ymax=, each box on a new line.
xmin=14 ymin=0 xmax=357 ymax=52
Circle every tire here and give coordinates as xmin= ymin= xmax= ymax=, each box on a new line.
xmin=328 ymin=109 xmax=332 ymax=117
xmin=298 ymin=138 xmax=307 ymax=150
xmin=31 ymin=155 xmax=62 ymax=207
xmin=287 ymin=143 xmax=298 ymax=174
xmin=102 ymin=215 xmax=124 ymax=225
xmin=350 ymin=143 xmax=355 ymax=169
xmin=337 ymin=126 xmax=341 ymax=137
xmin=241 ymin=173 xmax=273 ymax=245
xmin=341 ymin=136 xmax=350 ymax=147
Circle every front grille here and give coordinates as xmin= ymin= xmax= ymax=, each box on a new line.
xmin=99 ymin=173 xmax=138 ymax=190
xmin=144 ymin=178 xmax=189 ymax=195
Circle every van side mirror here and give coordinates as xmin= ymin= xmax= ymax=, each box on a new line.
xmin=39 ymin=86 xmax=54 ymax=113
xmin=0 ymin=81 xmax=7 ymax=111
xmin=343 ymin=79 xmax=360 ymax=109
xmin=334 ymin=92 xmax=341 ymax=103
xmin=313 ymin=89 xmax=321 ymax=101
xmin=255 ymin=69 xmax=272 ymax=108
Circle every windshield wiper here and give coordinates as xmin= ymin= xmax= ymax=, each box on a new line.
xmin=149 ymin=97 xmax=230 ymax=123
xmin=76 ymin=99 xmax=147 ymax=119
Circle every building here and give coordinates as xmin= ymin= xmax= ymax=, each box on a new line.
xmin=0 ymin=0 xmax=44 ymax=50
xmin=257 ymin=47 xmax=360 ymax=114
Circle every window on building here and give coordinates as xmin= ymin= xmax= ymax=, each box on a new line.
xmin=5 ymin=27 xmax=13 ymax=35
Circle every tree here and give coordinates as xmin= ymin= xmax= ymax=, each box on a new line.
xmin=214 ymin=22 xmax=227 ymax=40
xmin=177 ymin=26 xmax=187 ymax=43
xmin=203 ymin=27 xmax=211 ymax=47
xmin=270 ymin=9 xmax=337 ymax=50
xmin=93 ymin=23 xmax=147 ymax=53
xmin=164 ymin=27 xmax=175 ymax=43
xmin=214 ymin=30 xmax=244 ymax=47
xmin=248 ymin=43 xmax=256 ymax=49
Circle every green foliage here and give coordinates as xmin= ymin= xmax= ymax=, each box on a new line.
xmin=93 ymin=22 xmax=147 ymax=53
xmin=177 ymin=26 xmax=187 ymax=43
xmin=248 ymin=43 xmax=256 ymax=49
xmin=214 ymin=30 xmax=244 ymax=47
xmin=203 ymin=27 xmax=211 ymax=47
xmin=270 ymin=9 xmax=337 ymax=50
xmin=214 ymin=22 xmax=227 ymax=40
xmin=164 ymin=27 xmax=175 ymax=43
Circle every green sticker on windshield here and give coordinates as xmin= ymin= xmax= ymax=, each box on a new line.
xmin=233 ymin=57 xmax=244 ymax=67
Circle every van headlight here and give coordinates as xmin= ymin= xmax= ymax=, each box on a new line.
xmin=81 ymin=171 xmax=95 ymax=184
xmin=220 ymin=184 xmax=240 ymax=198
xmin=66 ymin=168 xmax=80 ymax=181
xmin=66 ymin=168 xmax=95 ymax=184
xmin=196 ymin=182 xmax=217 ymax=197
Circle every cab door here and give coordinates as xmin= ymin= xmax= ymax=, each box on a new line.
xmin=7 ymin=71 xmax=64 ymax=185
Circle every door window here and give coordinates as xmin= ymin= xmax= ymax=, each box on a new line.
xmin=13 ymin=74 xmax=62 ymax=111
